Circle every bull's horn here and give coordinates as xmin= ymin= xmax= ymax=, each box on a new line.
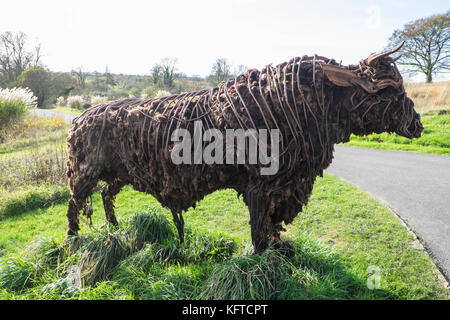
xmin=365 ymin=40 xmax=405 ymax=67
xmin=393 ymin=54 xmax=402 ymax=62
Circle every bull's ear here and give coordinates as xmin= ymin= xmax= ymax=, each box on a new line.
xmin=321 ymin=64 xmax=379 ymax=93
xmin=321 ymin=64 xmax=357 ymax=87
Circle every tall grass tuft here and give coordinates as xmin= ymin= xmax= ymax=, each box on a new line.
xmin=180 ymin=230 xmax=236 ymax=264
xmin=0 ymin=256 xmax=37 ymax=292
xmin=24 ymin=237 xmax=62 ymax=271
xmin=126 ymin=207 xmax=175 ymax=249
xmin=199 ymin=246 xmax=293 ymax=300
xmin=75 ymin=229 xmax=133 ymax=286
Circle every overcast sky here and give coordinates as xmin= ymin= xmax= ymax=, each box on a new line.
xmin=1 ymin=0 xmax=448 ymax=79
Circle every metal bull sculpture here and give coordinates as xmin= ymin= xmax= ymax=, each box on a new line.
xmin=65 ymin=41 xmax=423 ymax=252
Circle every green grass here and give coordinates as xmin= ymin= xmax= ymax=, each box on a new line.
xmin=344 ymin=110 xmax=450 ymax=155
xmin=0 ymin=111 xmax=448 ymax=300
xmin=52 ymin=107 xmax=84 ymax=115
xmin=0 ymin=115 xmax=70 ymax=221
xmin=0 ymin=175 xmax=448 ymax=300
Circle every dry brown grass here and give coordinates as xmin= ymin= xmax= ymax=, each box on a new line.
xmin=405 ymin=81 xmax=450 ymax=113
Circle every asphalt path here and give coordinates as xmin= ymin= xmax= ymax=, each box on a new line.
xmin=29 ymin=109 xmax=450 ymax=280
xmin=327 ymin=145 xmax=450 ymax=280
xmin=29 ymin=108 xmax=78 ymax=123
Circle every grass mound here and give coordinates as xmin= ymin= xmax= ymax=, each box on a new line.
xmin=126 ymin=207 xmax=175 ymax=248
xmin=200 ymin=246 xmax=292 ymax=299
xmin=0 ymin=238 xmax=61 ymax=292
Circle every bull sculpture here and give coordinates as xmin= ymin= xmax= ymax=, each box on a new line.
xmin=65 ymin=42 xmax=423 ymax=252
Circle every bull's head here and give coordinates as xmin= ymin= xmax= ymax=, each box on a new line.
xmin=322 ymin=42 xmax=423 ymax=139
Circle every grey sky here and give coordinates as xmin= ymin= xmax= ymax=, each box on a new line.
xmin=2 ymin=0 xmax=448 ymax=80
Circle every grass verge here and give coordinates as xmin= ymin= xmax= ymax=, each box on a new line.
xmin=0 ymin=174 xmax=448 ymax=300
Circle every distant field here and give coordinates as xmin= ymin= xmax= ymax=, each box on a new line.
xmin=405 ymin=81 xmax=449 ymax=113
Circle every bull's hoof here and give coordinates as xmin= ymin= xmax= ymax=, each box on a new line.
xmin=61 ymin=234 xmax=80 ymax=253
xmin=272 ymin=240 xmax=295 ymax=259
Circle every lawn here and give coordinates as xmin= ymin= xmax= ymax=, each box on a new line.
xmin=0 ymin=112 xmax=448 ymax=300
xmin=0 ymin=177 xmax=448 ymax=299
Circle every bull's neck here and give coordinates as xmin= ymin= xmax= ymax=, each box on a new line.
xmin=263 ymin=62 xmax=353 ymax=146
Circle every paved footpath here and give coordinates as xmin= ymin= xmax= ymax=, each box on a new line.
xmin=29 ymin=108 xmax=78 ymax=123
xmin=327 ymin=145 xmax=450 ymax=280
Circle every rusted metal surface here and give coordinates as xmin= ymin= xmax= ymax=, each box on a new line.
xmin=65 ymin=43 xmax=422 ymax=252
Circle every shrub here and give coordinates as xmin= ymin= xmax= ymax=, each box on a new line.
xmin=67 ymin=95 xmax=85 ymax=109
xmin=107 ymin=88 xmax=129 ymax=100
xmin=155 ymin=90 xmax=171 ymax=98
xmin=141 ymin=86 xmax=158 ymax=99
xmin=128 ymin=87 xmax=140 ymax=98
xmin=0 ymin=87 xmax=37 ymax=137
xmin=56 ymin=96 xmax=66 ymax=107
xmin=89 ymin=95 xmax=108 ymax=106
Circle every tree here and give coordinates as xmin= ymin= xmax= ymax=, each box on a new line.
xmin=150 ymin=58 xmax=177 ymax=90
xmin=104 ymin=65 xmax=116 ymax=91
xmin=71 ymin=66 xmax=88 ymax=90
xmin=92 ymin=70 xmax=106 ymax=92
xmin=234 ymin=64 xmax=248 ymax=77
xmin=150 ymin=64 xmax=162 ymax=86
xmin=209 ymin=58 xmax=232 ymax=85
xmin=160 ymin=58 xmax=177 ymax=90
xmin=16 ymin=67 xmax=75 ymax=108
xmin=16 ymin=66 xmax=52 ymax=108
xmin=0 ymin=31 xmax=41 ymax=86
xmin=51 ymin=72 xmax=76 ymax=97
xmin=389 ymin=12 xmax=449 ymax=83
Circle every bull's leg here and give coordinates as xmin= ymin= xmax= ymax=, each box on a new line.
xmin=245 ymin=189 xmax=272 ymax=253
xmin=66 ymin=174 xmax=99 ymax=237
xmin=171 ymin=209 xmax=185 ymax=244
xmin=66 ymin=197 xmax=81 ymax=236
xmin=100 ymin=180 xmax=125 ymax=227
xmin=270 ymin=222 xmax=284 ymax=244
xmin=269 ymin=218 xmax=294 ymax=257
xmin=66 ymin=194 xmax=92 ymax=237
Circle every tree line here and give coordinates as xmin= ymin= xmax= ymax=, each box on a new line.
xmin=0 ymin=12 xmax=448 ymax=108
xmin=0 ymin=32 xmax=246 ymax=108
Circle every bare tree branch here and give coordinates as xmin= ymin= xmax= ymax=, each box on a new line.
xmin=389 ymin=12 xmax=449 ymax=82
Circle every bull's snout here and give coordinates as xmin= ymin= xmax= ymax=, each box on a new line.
xmin=410 ymin=113 xmax=423 ymax=138
xmin=396 ymin=98 xmax=423 ymax=139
